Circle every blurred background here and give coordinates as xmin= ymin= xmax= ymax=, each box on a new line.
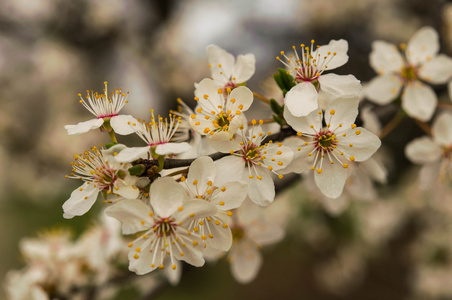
xmin=1 ymin=0 xmax=452 ymax=299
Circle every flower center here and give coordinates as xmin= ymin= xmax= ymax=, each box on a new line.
xmin=93 ymin=167 xmax=120 ymax=190
xmin=231 ymin=226 xmax=245 ymax=241
xmin=315 ymin=130 xmax=337 ymax=152
xmin=242 ymin=143 xmax=262 ymax=163
xmin=214 ymin=113 xmax=230 ymax=131
xmin=400 ymin=65 xmax=417 ymax=81
xmin=153 ymin=217 xmax=177 ymax=237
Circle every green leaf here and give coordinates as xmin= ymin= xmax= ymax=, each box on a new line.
xmin=128 ymin=165 xmax=146 ymax=176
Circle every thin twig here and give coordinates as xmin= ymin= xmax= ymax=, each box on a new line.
xmin=414 ymin=119 xmax=432 ymax=136
xmin=378 ymin=109 xmax=405 ymax=139
xmin=253 ymin=91 xmax=271 ymax=105
xmin=438 ymin=101 xmax=452 ymax=110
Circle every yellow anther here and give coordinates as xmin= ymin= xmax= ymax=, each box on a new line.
xmin=351 ymin=124 xmax=357 ymax=129
xmin=330 ymin=109 xmax=335 ymax=115
xmin=193 ymin=241 xmax=198 ymax=246
xmin=133 ymin=254 xmax=139 ymax=259
xmin=135 ymin=247 xmax=141 ymax=252
xmin=128 ymin=242 xmax=133 ymax=248
xmin=219 ymin=201 xmax=225 ymax=206
xmin=317 ymin=169 xmax=322 ymax=174
xmin=223 ymin=223 xmax=228 ymax=229
xmin=343 ymin=164 xmax=348 ymax=168
xmin=349 ymin=156 xmax=355 ymax=161
xmin=178 ymin=206 xmax=183 ymax=211
xmin=355 ymin=130 xmax=361 ymax=135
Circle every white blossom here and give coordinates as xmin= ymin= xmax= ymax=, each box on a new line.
xmin=105 ymin=177 xmax=217 ymax=275
xmin=64 ymin=82 xmax=138 ymax=135
xmin=63 ymin=145 xmax=139 ymax=219
xmin=278 ymin=39 xmax=360 ymax=117
xmin=405 ymin=112 xmax=452 ymax=189
xmin=365 ymin=27 xmax=452 ymax=121
xmin=205 ymin=44 xmax=255 ymax=90
xmin=282 ymin=96 xmax=381 ymax=199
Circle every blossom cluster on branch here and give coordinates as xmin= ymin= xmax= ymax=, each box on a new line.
xmin=7 ymin=26 xmax=452 ymax=299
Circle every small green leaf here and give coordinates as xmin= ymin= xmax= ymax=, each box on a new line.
xmin=128 ymin=165 xmax=146 ymax=176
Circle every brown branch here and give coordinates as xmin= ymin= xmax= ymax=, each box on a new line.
xmin=414 ymin=119 xmax=432 ymax=136
xmin=252 ymin=91 xmax=271 ymax=105
xmin=378 ymin=109 xmax=405 ymax=139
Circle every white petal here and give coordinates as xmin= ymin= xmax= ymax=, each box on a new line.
xmin=314 ymin=158 xmax=348 ymax=199
xmin=187 ymin=156 xmax=216 ymax=196
xmin=208 ymin=134 xmax=238 ymax=153
xmin=64 ymin=118 xmax=103 ymax=135
xmin=229 ymin=240 xmax=262 ymax=284
xmin=127 ymin=238 xmax=157 ymax=275
xmin=283 ymin=105 xmax=322 ymax=133
xmin=150 ymin=177 xmax=187 ymax=218
xmin=314 ymin=39 xmax=349 ymax=70
xmin=419 ymin=54 xmax=452 ymax=84
xmin=227 ymin=86 xmax=253 ymax=112
xmin=405 ymin=136 xmax=442 ymax=164
xmin=284 ymin=82 xmax=319 ymax=117
xmin=205 ymin=215 xmax=233 ymax=251
xmin=207 ymin=45 xmax=235 ymax=85
xmin=248 ymin=220 xmax=284 ymax=246
xmin=114 ymin=146 xmax=150 ymax=162
xmin=402 ymin=81 xmax=437 ymax=121
xmin=262 ymin=145 xmax=293 ymax=171
xmin=361 ymin=107 xmax=382 ymax=135
xmin=369 ymin=40 xmax=404 ymax=74
xmin=194 ymin=78 xmax=224 ymax=110
xmin=102 ymin=143 xmax=127 ymax=156
xmin=62 ymin=182 xmax=98 ymax=218
xmin=364 ymin=75 xmax=402 ymax=105
xmin=338 ymin=127 xmax=381 ymax=162
xmin=110 ymin=115 xmax=140 ymax=135
xmin=318 ymin=74 xmax=361 ymax=98
xmin=432 ymin=112 xmax=452 ymax=145
xmin=248 ymin=167 xmax=275 ymax=206
xmin=214 ymin=155 xmax=245 ymax=187
xmin=406 ymin=26 xmax=439 ymax=65
xmin=419 ymin=162 xmax=441 ymax=190
xmin=155 ymin=142 xmax=191 ymax=155
xmin=449 ymin=80 xmax=452 ymax=101
xmin=173 ymin=229 xmax=205 ymax=266
xmin=319 ymin=195 xmax=351 ymax=215
xmin=211 ymin=181 xmax=248 ymax=210
xmin=174 ymin=199 xmax=217 ymax=223
xmin=325 ymin=96 xmax=359 ymax=130
xmin=233 ymin=54 xmax=256 ymax=83
xmin=115 ymin=181 xmax=139 ymax=200
xmin=346 ymin=170 xmax=376 ymax=201
xmin=105 ymin=199 xmax=153 ymax=234
xmin=278 ymin=138 xmax=313 ymax=174
xmin=359 ymin=156 xmax=387 ymax=184
xmin=163 ymin=259 xmax=182 ymax=285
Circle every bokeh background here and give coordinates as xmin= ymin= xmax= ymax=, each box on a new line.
xmin=1 ymin=0 xmax=452 ymax=299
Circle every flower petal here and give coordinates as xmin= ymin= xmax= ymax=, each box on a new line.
xmin=187 ymin=156 xmax=216 ymax=196
xmin=247 ymin=167 xmax=275 ymax=206
xmin=432 ymin=112 xmax=452 ymax=145
xmin=207 ymin=45 xmax=235 ymax=86
xmin=64 ymin=118 xmax=103 ymax=135
xmin=278 ymin=137 xmax=313 ymax=174
xmin=405 ymin=136 xmax=442 ymax=164
xmin=338 ymin=127 xmax=381 ymax=162
xmin=284 ymin=82 xmax=318 ymax=117
xmin=115 ymin=181 xmax=139 ymax=200
xmin=205 ymin=215 xmax=233 ymax=251
xmin=248 ymin=220 xmax=284 ymax=246
xmin=173 ymin=229 xmax=205 ymax=267
xmin=318 ymin=74 xmax=361 ymax=98
xmin=151 ymin=177 xmax=187 ymax=218
xmin=194 ymin=78 xmax=224 ymax=110
xmin=402 ymin=81 xmax=437 ymax=121
xmin=325 ymin=96 xmax=359 ymax=131
xmin=214 ymin=155 xmax=245 ymax=187
xmin=406 ymin=26 xmax=439 ymax=65
xmin=229 ymin=240 xmax=262 ymax=284
xmin=105 ymin=199 xmax=153 ymax=234
xmin=62 ymin=182 xmax=98 ymax=218
xmin=227 ymin=86 xmax=253 ymax=112
xmin=114 ymin=146 xmax=150 ymax=163
xmin=361 ymin=107 xmax=382 ymax=135
xmin=110 ymin=115 xmax=140 ymax=135
xmin=314 ymin=39 xmax=349 ymax=70
xmin=314 ymin=158 xmax=348 ymax=199
xmin=284 ymin=104 xmax=322 ymax=133
xmin=364 ymin=75 xmax=402 ymax=105
xmin=419 ymin=162 xmax=441 ymax=190
xmin=174 ymin=199 xmax=217 ymax=223
xmin=418 ymin=54 xmax=452 ymax=84
xmin=233 ymin=54 xmax=255 ymax=83
xmin=211 ymin=181 xmax=248 ymax=210
xmin=369 ymin=40 xmax=404 ymax=74
xmin=127 ymin=238 xmax=157 ymax=275
xmin=155 ymin=142 xmax=191 ymax=155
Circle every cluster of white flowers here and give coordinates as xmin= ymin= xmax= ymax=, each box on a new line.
xmin=9 ymin=26 xmax=452 ymax=298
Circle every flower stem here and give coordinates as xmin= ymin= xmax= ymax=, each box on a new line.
xmin=379 ymin=109 xmax=405 ymax=139
xmin=108 ymin=130 xmax=118 ymax=143
xmin=438 ymin=101 xmax=452 ymax=110
xmin=414 ymin=119 xmax=432 ymax=136
xmin=253 ymin=91 xmax=271 ymax=105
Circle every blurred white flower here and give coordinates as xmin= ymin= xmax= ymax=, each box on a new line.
xmin=405 ymin=112 xmax=452 ymax=189
xmin=365 ymin=27 xmax=452 ymax=121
